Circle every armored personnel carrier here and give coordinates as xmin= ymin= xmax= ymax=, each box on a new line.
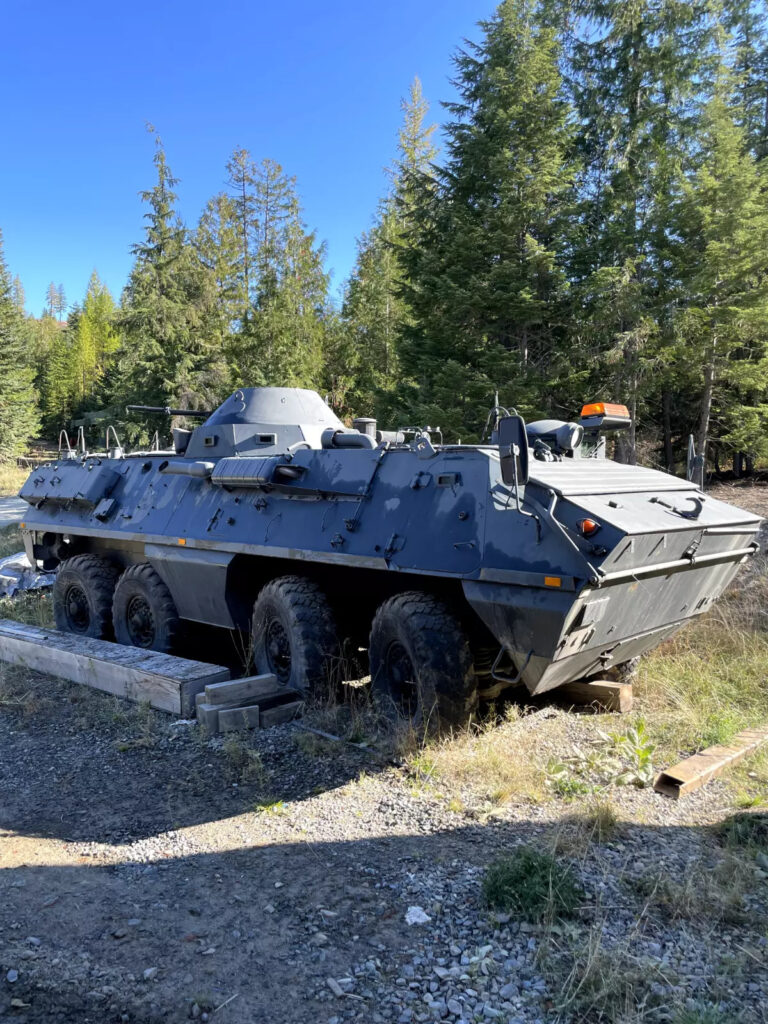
xmin=19 ymin=388 xmax=761 ymax=727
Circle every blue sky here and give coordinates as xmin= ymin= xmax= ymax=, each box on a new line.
xmin=2 ymin=0 xmax=494 ymax=317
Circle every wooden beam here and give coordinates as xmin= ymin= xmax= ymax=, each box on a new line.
xmin=203 ymin=674 xmax=278 ymax=706
xmin=654 ymin=725 xmax=768 ymax=799
xmin=260 ymin=701 xmax=303 ymax=727
xmin=0 ymin=619 xmax=229 ymax=715
xmin=219 ymin=704 xmax=261 ymax=732
xmin=556 ymin=679 xmax=632 ymax=714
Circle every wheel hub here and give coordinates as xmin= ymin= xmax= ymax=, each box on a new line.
xmin=384 ymin=640 xmax=418 ymax=716
xmin=265 ymin=619 xmax=292 ymax=684
xmin=126 ymin=595 xmax=155 ymax=648
xmin=65 ymin=585 xmax=90 ymax=632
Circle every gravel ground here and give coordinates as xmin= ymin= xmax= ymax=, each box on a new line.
xmin=1 ymin=481 xmax=767 ymax=1023
xmin=1 ymin=691 xmax=767 ymax=1024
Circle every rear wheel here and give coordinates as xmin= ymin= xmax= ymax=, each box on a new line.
xmin=53 ymin=555 xmax=118 ymax=639
xmin=251 ymin=576 xmax=341 ymax=695
xmin=112 ymin=563 xmax=180 ymax=652
xmin=369 ymin=592 xmax=477 ymax=732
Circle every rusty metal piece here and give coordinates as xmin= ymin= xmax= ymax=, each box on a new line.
xmin=654 ymin=725 xmax=768 ymax=799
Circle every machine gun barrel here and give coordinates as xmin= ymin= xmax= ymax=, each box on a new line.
xmin=126 ymin=405 xmax=211 ymax=418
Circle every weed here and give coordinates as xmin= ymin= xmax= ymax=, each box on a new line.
xmin=294 ymin=731 xmax=338 ymax=757
xmin=545 ymin=759 xmax=598 ymax=798
xmin=482 ymin=848 xmax=580 ymax=920
xmin=553 ymin=927 xmax=661 ymax=1021
xmin=673 ymin=1007 xmax=736 ymax=1024
xmin=609 ymin=720 xmax=656 ymax=787
xmin=631 ymin=855 xmax=755 ymax=925
xmin=222 ymin=736 xmax=265 ymax=784
xmin=718 ymin=811 xmax=768 ymax=852
xmin=253 ymin=799 xmax=287 ymax=815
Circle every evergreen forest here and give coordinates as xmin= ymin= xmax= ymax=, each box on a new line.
xmin=3 ymin=0 xmax=768 ymax=473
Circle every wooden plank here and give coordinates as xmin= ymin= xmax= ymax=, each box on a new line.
xmin=204 ymin=673 xmax=278 ymax=706
xmin=219 ymin=704 xmax=261 ymax=732
xmin=196 ymin=702 xmax=221 ymax=735
xmin=654 ymin=725 xmax=768 ymax=799
xmin=0 ymin=619 xmax=229 ymax=715
xmin=557 ymin=679 xmax=632 ymax=714
xmin=260 ymin=700 xmax=303 ymax=728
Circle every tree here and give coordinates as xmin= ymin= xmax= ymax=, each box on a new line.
xmin=567 ymin=0 xmax=718 ymax=461
xmin=397 ymin=0 xmax=577 ymax=439
xmin=115 ymin=133 xmax=228 ymax=442
xmin=11 ymin=276 xmax=25 ymax=313
xmin=225 ymin=149 xmax=257 ymax=324
xmin=674 ymin=55 xmax=768 ymax=466
xmin=0 ymin=230 xmax=40 ymax=458
xmin=338 ymin=77 xmax=438 ymax=422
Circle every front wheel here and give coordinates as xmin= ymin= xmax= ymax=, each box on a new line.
xmin=112 ymin=563 xmax=180 ymax=652
xmin=369 ymin=592 xmax=477 ymax=733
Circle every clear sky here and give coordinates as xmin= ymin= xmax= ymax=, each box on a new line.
xmin=2 ymin=0 xmax=494 ymax=317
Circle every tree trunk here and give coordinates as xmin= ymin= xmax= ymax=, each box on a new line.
xmin=696 ymin=354 xmax=715 ymax=462
xmin=662 ymin=388 xmax=674 ymax=473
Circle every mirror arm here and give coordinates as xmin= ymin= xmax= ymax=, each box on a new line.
xmin=510 ymin=443 xmax=540 ymax=535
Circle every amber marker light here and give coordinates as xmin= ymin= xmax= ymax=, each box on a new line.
xmin=580 ymin=402 xmax=630 ymax=418
xmin=178 ymin=538 xmax=187 ymax=545
xmin=544 ymin=576 xmax=562 ymax=587
xmin=578 ymin=518 xmax=600 ymax=537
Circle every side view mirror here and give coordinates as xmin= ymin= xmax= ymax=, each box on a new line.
xmin=498 ymin=415 xmax=529 ymax=487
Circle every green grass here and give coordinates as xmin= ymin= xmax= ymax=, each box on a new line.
xmin=482 ymin=848 xmax=581 ymax=920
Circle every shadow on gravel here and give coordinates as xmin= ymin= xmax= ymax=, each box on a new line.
xmin=1 ymin=813 xmax=761 ymax=1024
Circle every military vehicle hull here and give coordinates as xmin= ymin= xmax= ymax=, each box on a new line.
xmin=20 ymin=399 xmax=760 ymax=712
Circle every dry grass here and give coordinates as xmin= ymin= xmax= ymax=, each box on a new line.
xmin=635 ymin=574 xmax=768 ymax=762
xmin=0 ymin=461 xmax=29 ymax=496
xmin=403 ymin=706 xmax=562 ymax=809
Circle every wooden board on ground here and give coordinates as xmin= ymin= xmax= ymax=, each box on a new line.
xmin=219 ymin=704 xmax=262 ymax=733
xmin=203 ymin=674 xmax=278 ymax=706
xmin=0 ymin=619 xmax=230 ymax=716
xmin=654 ymin=725 xmax=768 ymax=799
xmin=556 ymin=679 xmax=632 ymax=714
xmin=260 ymin=700 xmax=303 ymax=728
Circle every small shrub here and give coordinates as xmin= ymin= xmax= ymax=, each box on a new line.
xmin=482 ymin=848 xmax=581 ymax=920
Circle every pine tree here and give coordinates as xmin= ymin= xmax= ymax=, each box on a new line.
xmin=70 ymin=272 xmax=118 ymax=403
xmin=225 ymin=149 xmax=257 ymax=323
xmin=338 ymin=77 xmax=437 ymax=422
xmin=567 ymin=0 xmax=718 ymax=462
xmin=674 ymin=53 xmax=768 ymax=466
xmin=0 ymin=230 xmax=40 ymax=458
xmin=397 ymin=0 xmax=576 ymax=439
xmin=11 ymin=276 xmax=25 ymax=313
xmin=115 ymin=133 xmax=227 ymax=442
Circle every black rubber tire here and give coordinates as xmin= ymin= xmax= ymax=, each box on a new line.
xmin=251 ymin=576 xmax=341 ymax=695
xmin=613 ymin=657 xmax=641 ymax=683
xmin=53 ymin=555 xmax=119 ymax=639
xmin=112 ymin=563 xmax=180 ymax=653
xmin=369 ymin=591 xmax=477 ymax=732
